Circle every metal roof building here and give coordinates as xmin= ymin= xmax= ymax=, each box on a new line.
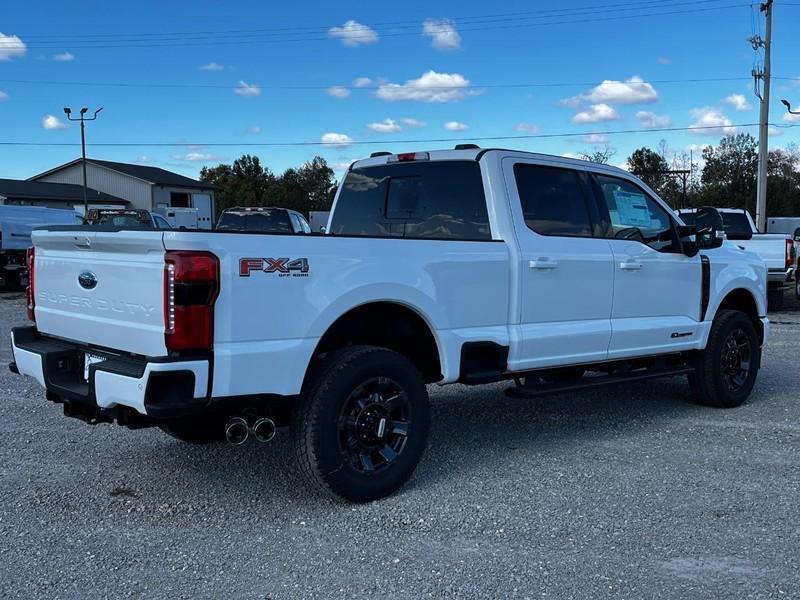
xmin=0 ymin=178 xmax=127 ymax=209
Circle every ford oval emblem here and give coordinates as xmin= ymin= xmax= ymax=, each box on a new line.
xmin=78 ymin=271 xmax=98 ymax=290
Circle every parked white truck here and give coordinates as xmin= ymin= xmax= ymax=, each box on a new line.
xmin=677 ymin=207 xmax=794 ymax=310
xmin=10 ymin=148 xmax=768 ymax=501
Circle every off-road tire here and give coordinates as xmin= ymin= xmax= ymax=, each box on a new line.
xmin=688 ymin=309 xmax=760 ymax=408
xmin=291 ymin=345 xmax=430 ymax=502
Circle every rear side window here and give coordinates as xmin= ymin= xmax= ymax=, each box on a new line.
xmin=513 ymin=164 xmax=594 ymax=237
xmin=330 ymin=161 xmax=491 ymax=240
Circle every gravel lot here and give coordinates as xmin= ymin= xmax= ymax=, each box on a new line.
xmin=0 ymin=292 xmax=798 ymax=599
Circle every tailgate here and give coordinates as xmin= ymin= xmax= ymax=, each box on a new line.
xmin=31 ymin=229 xmax=168 ymax=357
xmin=737 ymin=236 xmax=787 ymax=271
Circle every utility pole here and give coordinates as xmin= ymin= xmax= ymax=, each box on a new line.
xmin=752 ymin=0 xmax=773 ymax=232
xmin=63 ymin=106 xmax=103 ymax=217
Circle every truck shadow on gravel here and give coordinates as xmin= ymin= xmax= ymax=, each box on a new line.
xmin=106 ymin=376 xmax=727 ymax=509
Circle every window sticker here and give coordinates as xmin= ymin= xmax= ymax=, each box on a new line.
xmin=612 ymin=190 xmax=652 ymax=228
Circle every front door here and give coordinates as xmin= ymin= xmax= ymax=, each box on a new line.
xmin=503 ymin=159 xmax=615 ymax=372
xmin=592 ymin=173 xmax=703 ymax=359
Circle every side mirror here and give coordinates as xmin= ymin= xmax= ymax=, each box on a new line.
xmin=695 ymin=206 xmax=725 ymax=250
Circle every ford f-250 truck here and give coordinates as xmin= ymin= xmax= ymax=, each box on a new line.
xmin=9 ymin=148 xmax=768 ymax=502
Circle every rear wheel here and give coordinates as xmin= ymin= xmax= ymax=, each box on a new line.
xmin=292 ymin=345 xmax=430 ymax=502
xmin=688 ymin=310 xmax=760 ymax=408
xmin=160 ymin=415 xmax=225 ymax=444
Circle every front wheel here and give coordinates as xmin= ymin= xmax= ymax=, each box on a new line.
xmin=688 ymin=310 xmax=760 ymax=408
xmin=292 ymin=345 xmax=430 ymax=502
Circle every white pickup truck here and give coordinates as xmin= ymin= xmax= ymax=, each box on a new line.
xmin=10 ymin=148 xmax=768 ymax=502
xmin=677 ymin=208 xmax=794 ymax=310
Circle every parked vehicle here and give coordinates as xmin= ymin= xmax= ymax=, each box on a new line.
xmin=160 ymin=207 xmax=199 ymax=230
xmin=11 ymin=148 xmax=769 ymax=502
xmin=0 ymin=205 xmax=81 ymax=289
xmin=216 ymin=206 xmax=311 ymax=234
xmin=85 ymin=208 xmax=172 ymax=229
xmin=677 ymin=207 xmax=794 ymax=311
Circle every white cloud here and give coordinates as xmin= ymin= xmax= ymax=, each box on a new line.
xmin=135 ymin=155 xmax=155 ymax=163
xmin=52 ymin=52 xmax=74 ymax=62
xmin=200 ymin=62 xmax=224 ymax=71
xmin=444 ymin=121 xmax=468 ymax=131
xmin=583 ymin=133 xmax=609 ymax=144
xmin=333 ymin=160 xmax=356 ymax=171
xmin=328 ymin=20 xmax=378 ymax=47
xmin=566 ymin=76 xmax=658 ymax=106
xmin=689 ymin=107 xmax=736 ymax=135
xmin=375 ymin=70 xmax=476 ymax=103
xmin=0 ymin=91 xmax=7 ymax=101
xmin=422 ymin=19 xmax=461 ymax=51
xmin=401 ymin=118 xmax=427 ymax=128
xmin=326 ymin=86 xmax=351 ymax=99
xmin=353 ymin=77 xmax=373 ymax=88
xmin=367 ymin=118 xmax=402 ymax=133
xmin=635 ymin=110 xmax=672 ymax=129
xmin=562 ymin=152 xmax=581 ymax=160
xmin=781 ymin=110 xmax=800 ymax=123
xmin=173 ymin=152 xmax=216 ymax=161
xmin=0 ymin=33 xmax=26 ymax=61
xmin=658 ymin=57 xmax=671 ymax=65
xmin=321 ymin=132 xmax=354 ymax=147
xmin=572 ymin=104 xmax=620 ymax=124
xmin=768 ymin=126 xmax=783 ymax=137
xmin=724 ymin=93 xmax=752 ymax=111
xmin=616 ymin=161 xmax=631 ymax=171
xmin=248 ymin=125 xmax=262 ymax=134
xmin=234 ymin=81 xmax=261 ymax=97
xmin=42 ymin=115 xmax=67 ymax=130
xmin=515 ymin=122 xmax=539 ymax=134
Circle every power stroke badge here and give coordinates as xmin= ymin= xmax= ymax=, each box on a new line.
xmin=239 ymin=258 xmax=310 ymax=278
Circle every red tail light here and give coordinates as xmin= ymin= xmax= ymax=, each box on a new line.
xmin=786 ymin=238 xmax=795 ymax=271
xmin=26 ymin=247 xmax=35 ymax=322
xmin=164 ymin=251 xmax=219 ymax=352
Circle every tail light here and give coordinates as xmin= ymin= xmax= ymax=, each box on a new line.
xmin=786 ymin=238 xmax=795 ymax=271
xmin=26 ymin=247 xmax=35 ymax=322
xmin=164 ymin=251 xmax=219 ymax=352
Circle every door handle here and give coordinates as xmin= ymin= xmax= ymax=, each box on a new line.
xmin=529 ymin=258 xmax=558 ymax=270
xmin=619 ymin=260 xmax=643 ymax=271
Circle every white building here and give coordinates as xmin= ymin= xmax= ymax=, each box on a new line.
xmin=30 ymin=158 xmax=216 ymax=228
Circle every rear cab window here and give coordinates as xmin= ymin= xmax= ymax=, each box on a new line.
xmin=330 ymin=160 xmax=491 ymax=240
xmin=217 ymin=209 xmax=292 ymax=233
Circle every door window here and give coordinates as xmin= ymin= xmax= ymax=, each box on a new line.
xmin=513 ymin=164 xmax=594 ymax=237
xmin=595 ymin=174 xmax=679 ymax=252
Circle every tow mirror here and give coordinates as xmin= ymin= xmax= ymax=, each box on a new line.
xmin=695 ymin=206 xmax=725 ymax=250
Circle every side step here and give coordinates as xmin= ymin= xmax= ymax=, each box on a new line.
xmin=505 ymin=366 xmax=693 ymax=399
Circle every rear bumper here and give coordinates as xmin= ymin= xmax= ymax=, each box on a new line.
xmin=9 ymin=326 xmax=210 ymax=422
xmin=767 ymin=268 xmax=793 ymax=285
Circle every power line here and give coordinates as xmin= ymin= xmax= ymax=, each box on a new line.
xmin=19 ymin=4 xmax=749 ymax=49
xmin=0 ymin=76 xmax=765 ymax=92
xmin=16 ymin=0 xmax=738 ymax=40
xmin=1 ymin=123 xmax=796 ymax=149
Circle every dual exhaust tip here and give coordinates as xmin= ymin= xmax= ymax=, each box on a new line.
xmin=225 ymin=416 xmax=276 ymax=445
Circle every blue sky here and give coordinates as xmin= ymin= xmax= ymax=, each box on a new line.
xmin=1 ymin=0 xmax=799 ymax=181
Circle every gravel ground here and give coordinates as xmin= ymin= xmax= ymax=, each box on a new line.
xmin=0 ymin=292 xmax=798 ymax=600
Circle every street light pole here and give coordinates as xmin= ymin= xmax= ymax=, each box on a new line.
xmin=63 ymin=106 xmax=103 ymax=217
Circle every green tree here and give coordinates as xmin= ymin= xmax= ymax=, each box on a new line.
xmin=199 ymin=154 xmax=276 ymax=216
xmin=699 ymin=133 xmax=758 ymax=212
xmin=627 ymin=147 xmax=669 ymax=192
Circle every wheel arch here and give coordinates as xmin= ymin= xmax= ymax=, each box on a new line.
xmin=307 ymin=300 xmax=444 ymax=384
xmin=713 ymin=288 xmax=764 ymax=345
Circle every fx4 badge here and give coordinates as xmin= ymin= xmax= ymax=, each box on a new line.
xmin=239 ymin=258 xmax=310 ymax=278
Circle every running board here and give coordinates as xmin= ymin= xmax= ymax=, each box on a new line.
xmin=505 ymin=366 xmax=694 ymax=399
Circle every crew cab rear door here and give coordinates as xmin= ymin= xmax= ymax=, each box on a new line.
xmin=502 ymin=158 xmax=615 ymax=370
xmin=591 ymin=173 xmax=703 ymax=358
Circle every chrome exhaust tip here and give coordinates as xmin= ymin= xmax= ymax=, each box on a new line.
xmin=252 ymin=417 xmax=276 ymax=443
xmin=225 ymin=416 xmax=249 ymax=445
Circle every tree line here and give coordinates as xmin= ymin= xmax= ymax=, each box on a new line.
xmin=622 ymin=133 xmax=800 ymax=217
xmin=199 ymin=154 xmax=338 ymax=218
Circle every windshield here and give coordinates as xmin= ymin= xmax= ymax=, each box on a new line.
xmin=217 ymin=210 xmax=292 ymax=233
